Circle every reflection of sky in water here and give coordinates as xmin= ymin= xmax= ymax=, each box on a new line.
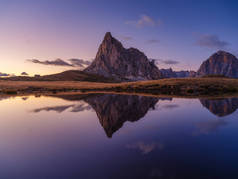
xmin=0 ymin=95 xmax=238 ymax=178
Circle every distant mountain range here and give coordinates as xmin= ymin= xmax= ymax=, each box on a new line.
xmin=85 ymin=32 xmax=238 ymax=80
xmin=159 ymin=68 xmax=196 ymax=78
xmin=2 ymin=32 xmax=238 ymax=82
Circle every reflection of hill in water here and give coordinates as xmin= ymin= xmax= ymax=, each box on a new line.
xmin=84 ymin=94 xmax=159 ymax=138
xmin=200 ymin=98 xmax=238 ymax=117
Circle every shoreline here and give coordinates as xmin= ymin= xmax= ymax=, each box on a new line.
xmin=1 ymin=77 xmax=238 ymax=98
xmin=2 ymin=91 xmax=238 ymax=100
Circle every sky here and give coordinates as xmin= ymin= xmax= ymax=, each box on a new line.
xmin=0 ymin=0 xmax=238 ymax=76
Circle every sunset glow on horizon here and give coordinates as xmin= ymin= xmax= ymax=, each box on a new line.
xmin=0 ymin=0 xmax=237 ymax=76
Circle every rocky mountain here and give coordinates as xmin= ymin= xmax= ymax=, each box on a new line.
xmin=84 ymin=32 xmax=162 ymax=81
xmin=84 ymin=94 xmax=159 ymax=137
xmin=197 ymin=51 xmax=238 ymax=78
xmin=199 ymin=98 xmax=238 ymax=117
xmin=160 ymin=68 xmax=196 ymax=78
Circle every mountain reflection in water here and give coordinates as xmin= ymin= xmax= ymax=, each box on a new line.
xmin=34 ymin=94 xmax=163 ymax=137
xmin=32 ymin=94 xmax=238 ymax=138
xmin=84 ymin=94 xmax=159 ymax=137
xmin=200 ymin=97 xmax=238 ymax=116
xmin=1 ymin=94 xmax=238 ymax=178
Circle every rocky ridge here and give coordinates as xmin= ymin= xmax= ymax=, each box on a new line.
xmin=84 ymin=32 xmax=162 ymax=81
xmin=197 ymin=51 xmax=238 ymax=78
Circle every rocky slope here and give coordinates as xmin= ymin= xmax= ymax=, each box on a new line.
xmin=84 ymin=32 xmax=162 ymax=81
xmin=197 ymin=51 xmax=238 ymax=78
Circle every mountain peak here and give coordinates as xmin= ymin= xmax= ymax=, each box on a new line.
xmin=104 ymin=32 xmax=113 ymax=40
xmin=84 ymin=32 xmax=162 ymax=81
xmin=197 ymin=51 xmax=238 ymax=78
xmin=216 ymin=50 xmax=232 ymax=56
xmin=210 ymin=50 xmax=237 ymax=60
xmin=100 ymin=32 xmax=123 ymax=51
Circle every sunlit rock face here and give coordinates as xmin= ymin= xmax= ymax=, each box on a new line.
xmin=197 ymin=51 xmax=238 ymax=78
xmin=84 ymin=94 xmax=159 ymax=137
xmin=199 ymin=98 xmax=238 ymax=117
xmin=84 ymin=32 xmax=162 ymax=81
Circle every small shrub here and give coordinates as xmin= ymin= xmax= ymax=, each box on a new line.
xmin=5 ymin=90 xmax=17 ymax=94
xmin=202 ymin=74 xmax=227 ymax=78
xmin=187 ymin=89 xmax=194 ymax=93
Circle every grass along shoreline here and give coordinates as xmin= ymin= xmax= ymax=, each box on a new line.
xmin=0 ymin=77 xmax=238 ymax=96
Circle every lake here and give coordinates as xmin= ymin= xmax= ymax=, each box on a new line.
xmin=0 ymin=94 xmax=238 ymax=179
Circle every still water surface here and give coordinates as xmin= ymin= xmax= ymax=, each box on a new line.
xmin=0 ymin=94 xmax=238 ymax=179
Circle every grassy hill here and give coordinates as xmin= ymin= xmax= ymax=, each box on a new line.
xmin=1 ymin=70 xmax=116 ymax=83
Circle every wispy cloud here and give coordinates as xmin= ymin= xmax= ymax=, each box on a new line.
xmin=146 ymin=39 xmax=160 ymax=44
xmin=162 ymin=60 xmax=180 ymax=65
xmin=152 ymin=58 xmax=180 ymax=65
xmin=32 ymin=103 xmax=91 ymax=113
xmin=196 ymin=34 xmax=229 ymax=49
xmin=68 ymin=58 xmax=91 ymax=67
xmin=33 ymin=105 xmax=74 ymax=113
xmin=27 ymin=58 xmax=91 ymax=68
xmin=193 ymin=119 xmax=227 ymax=135
xmin=28 ymin=58 xmax=73 ymax=67
xmin=126 ymin=14 xmax=161 ymax=27
xmin=162 ymin=104 xmax=180 ymax=109
xmin=126 ymin=141 xmax=164 ymax=154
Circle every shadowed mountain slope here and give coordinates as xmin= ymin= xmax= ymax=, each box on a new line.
xmin=197 ymin=51 xmax=238 ymax=78
xmin=84 ymin=32 xmax=162 ymax=81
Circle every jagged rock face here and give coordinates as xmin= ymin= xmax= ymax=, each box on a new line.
xmin=84 ymin=32 xmax=162 ymax=81
xmin=199 ymin=98 xmax=238 ymax=117
xmin=160 ymin=68 xmax=196 ymax=78
xmin=84 ymin=94 xmax=158 ymax=137
xmin=197 ymin=51 xmax=238 ymax=78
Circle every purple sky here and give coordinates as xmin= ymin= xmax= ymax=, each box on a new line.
xmin=0 ymin=0 xmax=237 ymax=75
